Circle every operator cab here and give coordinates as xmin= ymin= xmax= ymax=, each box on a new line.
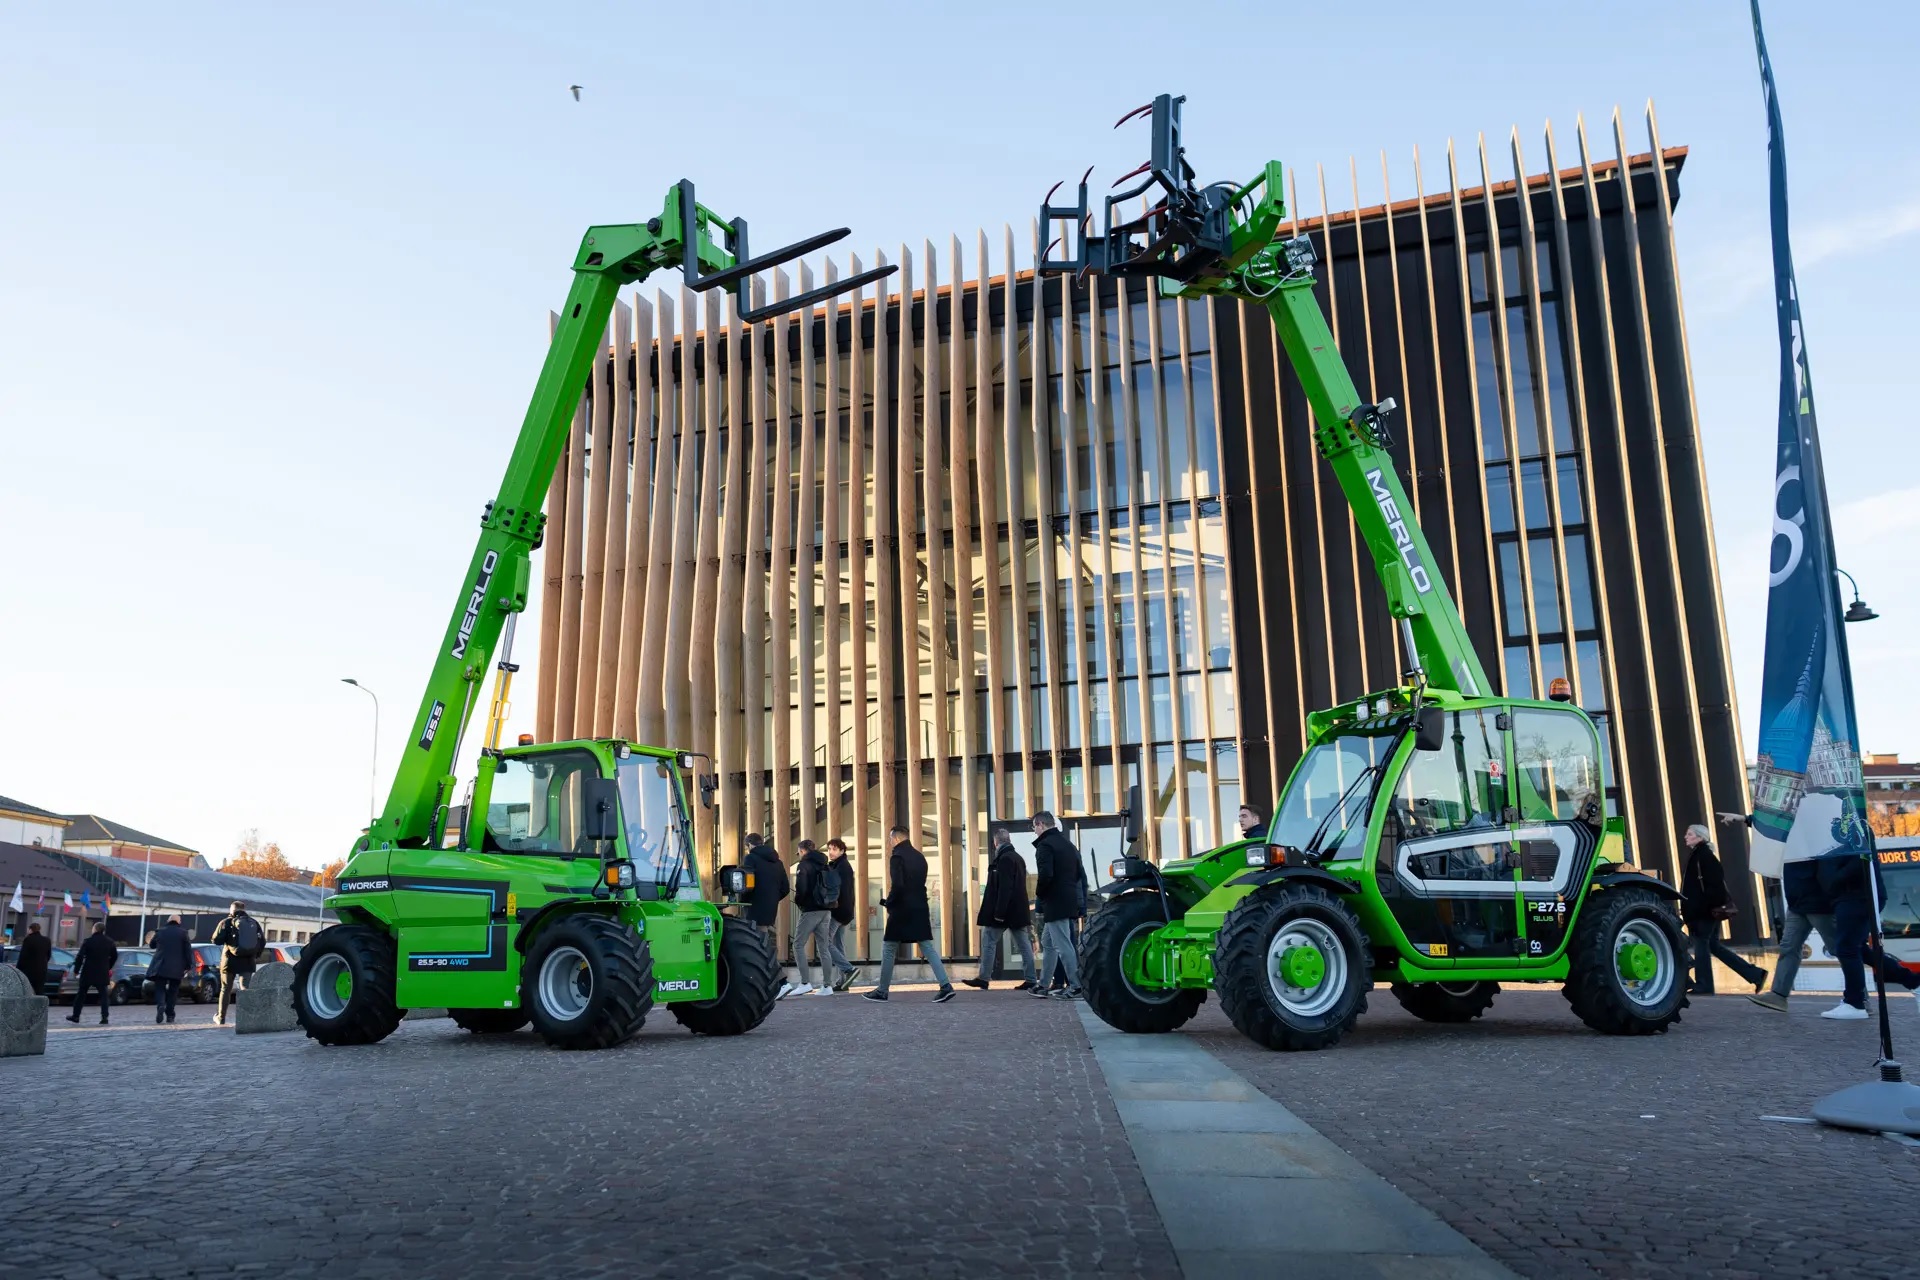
xmin=1265 ymin=689 xmax=1608 ymax=966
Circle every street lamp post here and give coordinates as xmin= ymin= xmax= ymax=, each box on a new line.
xmin=341 ymin=678 xmax=380 ymax=825
xmin=1835 ymin=568 xmax=1878 ymax=623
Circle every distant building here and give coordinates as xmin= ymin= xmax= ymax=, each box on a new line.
xmin=1867 ymin=753 xmax=1920 ymax=837
xmin=60 ymin=813 xmax=204 ymax=869
xmin=47 ymin=851 xmax=333 ymax=946
xmin=0 ymin=795 xmax=71 ymax=850
xmin=0 ymin=841 xmax=108 ymax=948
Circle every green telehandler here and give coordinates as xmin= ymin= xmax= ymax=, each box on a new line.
xmin=292 ymin=184 xmax=893 ymax=1050
xmin=1041 ymin=96 xmax=1690 ymax=1051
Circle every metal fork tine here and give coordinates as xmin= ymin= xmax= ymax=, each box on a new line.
xmin=737 ymin=263 xmax=896 ymax=323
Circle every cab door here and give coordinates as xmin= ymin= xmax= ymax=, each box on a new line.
xmin=1505 ymin=707 xmax=1606 ymax=961
xmin=1375 ymin=706 xmax=1527 ymax=963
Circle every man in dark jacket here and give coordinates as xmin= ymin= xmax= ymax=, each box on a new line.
xmin=15 ymin=922 xmax=50 ymax=997
xmin=789 ymin=840 xmax=839 ymax=996
xmin=740 ymin=836 xmax=792 ymax=995
xmin=862 ymin=824 xmax=955 ymax=1003
xmin=66 ymin=921 xmax=118 ymax=1025
xmin=146 ymin=914 xmax=194 ymax=1025
xmin=210 ymin=900 xmax=266 ymax=1026
xmin=964 ymin=826 xmax=1035 ymax=991
xmin=1680 ymin=824 xmax=1767 ymax=996
xmin=824 ymin=838 xmax=858 ymax=991
xmin=1032 ymin=811 xmax=1086 ymax=999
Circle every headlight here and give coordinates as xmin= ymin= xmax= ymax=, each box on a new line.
xmin=1244 ymin=849 xmax=1264 ymax=867
xmin=606 ymin=862 xmax=636 ymax=888
xmin=1109 ymin=859 xmax=1127 ymax=878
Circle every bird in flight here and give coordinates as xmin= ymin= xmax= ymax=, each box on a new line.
xmin=569 ymin=85 xmax=582 ymax=101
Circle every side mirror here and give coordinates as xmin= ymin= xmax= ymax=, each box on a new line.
xmin=583 ymin=776 xmax=622 ymax=843
xmin=1415 ymin=706 xmax=1446 ymax=753
xmin=700 ymin=774 xmax=717 ymax=810
xmin=1124 ymin=784 xmax=1143 ymax=842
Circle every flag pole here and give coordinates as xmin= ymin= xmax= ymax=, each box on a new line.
xmin=1745 ymin=0 xmax=1920 ymax=1131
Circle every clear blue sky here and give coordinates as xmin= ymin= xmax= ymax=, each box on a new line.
xmin=2 ymin=2 xmax=1914 ymax=867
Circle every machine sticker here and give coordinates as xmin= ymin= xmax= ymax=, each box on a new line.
xmin=451 ymin=550 xmax=499 ymax=660
xmin=505 ymin=891 xmax=517 ymax=918
xmin=658 ymin=979 xmax=700 ymax=993
xmin=337 ymin=877 xmax=391 ymax=894
xmin=1424 ymin=943 xmax=1449 ymax=957
xmin=1365 ymin=468 xmax=1433 ymax=594
xmin=419 ymin=700 xmax=445 ymax=750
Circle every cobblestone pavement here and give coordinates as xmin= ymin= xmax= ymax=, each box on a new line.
xmin=4 ymin=986 xmax=1175 ymax=1280
xmin=1188 ymin=988 xmax=1920 ymax=1280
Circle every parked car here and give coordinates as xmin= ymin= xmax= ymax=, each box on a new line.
xmin=111 ymin=948 xmax=155 ymax=1004
xmin=42 ymin=947 xmax=75 ymax=1000
xmin=264 ymin=943 xmax=303 ymax=965
xmin=183 ymin=944 xmax=223 ymax=1004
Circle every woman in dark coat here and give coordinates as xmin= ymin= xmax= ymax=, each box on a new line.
xmin=1680 ymin=823 xmax=1767 ymax=995
xmin=861 ymin=825 xmax=955 ymax=1003
xmin=963 ymin=827 xmax=1037 ymax=990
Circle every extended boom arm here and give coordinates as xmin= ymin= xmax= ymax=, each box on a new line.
xmin=365 ymin=184 xmax=894 ymax=853
xmin=1040 ymin=96 xmax=1490 ymax=699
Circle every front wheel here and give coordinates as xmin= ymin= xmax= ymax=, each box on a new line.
xmin=1080 ymin=893 xmax=1204 ymax=1034
xmin=523 ymin=914 xmax=654 ymax=1050
xmin=1390 ymin=980 xmax=1499 ymax=1023
xmin=670 ymin=917 xmax=779 ymax=1036
xmin=292 ymin=925 xmax=402 ymax=1046
xmin=1563 ymin=887 xmax=1688 ymax=1035
xmin=1214 ymin=884 xmax=1372 ymax=1051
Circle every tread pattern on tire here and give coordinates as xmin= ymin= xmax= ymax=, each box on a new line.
xmin=670 ymin=917 xmax=780 ymax=1036
xmin=449 ymin=1007 xmax=531 ymax=1034
xmin=526 ymin=914 xmax=654 ymax=1050
xmin=1080 ymin=893 xmax=1204 ymax=1034
xmin=1390 ymin=980 xmax=1499 ymax=1023
xmin=1214 ymin=884 xmax=1372 ymax=1052
xmin=292 ymin=924 xmax=403 ymax=1047
xmin=1563 ymin=886 xmax=1688 ymax=1035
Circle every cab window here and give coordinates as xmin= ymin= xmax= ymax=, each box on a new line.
xmin=484 ymin=751 xmax=599 ymax=854
xmin=615 ymin=754 xmax=694 ymax=893
xmin=1388 ymin=708 xmax=1506 ymax=839
xmin=1510 ymin=708 xmax=1601 ymax=822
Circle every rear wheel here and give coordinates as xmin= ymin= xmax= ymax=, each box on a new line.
xmin=449 ymin=1008 xmax=531 ymax=1035
xmin=1215 ymin=884 xmax=1371 ymax=1051
xmin=671 ymin=917 xmax=779 ymax=1036
xmin=523 ymin=914 xmax=653 ymax=1050
xmin=292 ymin=925 xmax=402 ymax=1047
xmin=1080 ymin=893 xmax=1204 ymax=1034
xmin=1390 ymin=980 xmax=1499 ymax=1023
xmin=1563 ymin=886 xmax=1687 ymax=1035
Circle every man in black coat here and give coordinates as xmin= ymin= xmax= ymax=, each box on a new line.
xmin=1680 ymin=824 xmax=1766 ymax=996
xmin=963 ymin=826 xmax=1036 ymax=991
xmin=824 ymin=838 xmax=858 ymax=991
xmin=1032 ymin=811 xmax=1086 ymax=999
xmin=66 ymin=921 xmax=118 ymax=1025
xmin=862 ymin=824 xmax=955 ymax=1003
xmin=146 ymin=914 xmax=195 ymax=1025
xmin=15 ymin=922 xmax=50 ymax=997
xmin=740 ymin=835 xmax=792 ymax=994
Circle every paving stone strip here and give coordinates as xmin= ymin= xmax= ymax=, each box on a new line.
xmin=1076 ymin=1005 xmax=1515 ymax=1280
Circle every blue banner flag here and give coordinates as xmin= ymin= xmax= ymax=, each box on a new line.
xmin=1745 ymin=0 xmax=1870 ymax=878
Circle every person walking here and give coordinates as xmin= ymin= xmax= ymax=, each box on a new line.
xmin=1680 ymin=824 xmax=1767 ymax=996
xmin=65 ymin=921 xmax=118 ymax=1025
xmin=789 ymin=840 xmax=840 ymax=997
xmin=15 ymin=922 xmax=50 ymax=997
xmin=1032 ymin=811 xmax=1086 ymax=1000
xmin=146 ymin=914 xmax=194 ymax=1025
xmin=740 ymin=835 xmax=793 ymax=997
xmin=963 ymin=826 xmax=1035 ymax=991
xmin=824 ymin=838 xmax=859 ymax=991
xmin=862 ymin=825 xmax=956 ymax=1003
xmin=210 ymin=900 xmax=267 ymax=1026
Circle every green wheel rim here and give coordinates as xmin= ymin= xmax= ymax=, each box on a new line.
xmin=1280 ymin=944 xmax=1326 ymax=990
xmin=1617 ymin=942 xmax=1657 ymax=983
xmin=334 ymin=968 xmax=353 ymax=1003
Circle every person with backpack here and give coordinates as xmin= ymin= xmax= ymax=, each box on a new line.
xmin=211 ymin=900 xmax=266 ymax=1026
xmin=824 ymin=837 xmax=859 ymax=991
xmin=1032 ymin=811 xmax=1087 ymax=1000
xmin=963 ymin=826 xmax=1035 ymax=991
xmin=739 ymin=835 xmax=793 ymax=997
xmin=65 ymin=921 xmax=118 ymax=1025
xmin=790 ymin=839 xmax=840 ymax=997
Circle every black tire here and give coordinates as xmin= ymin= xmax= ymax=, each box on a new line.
xmin=1390 ymin=980 xmax=1499 ymax=1023
xmin=1080 ymin=893 xmax=1204 ymax=1034
xmin=111 ymin=984 xmax=127 ymax=1006
xmin=671 ymin=917 xmax=780 ymax=1036
xmin=523 ymin=914 xmax=654 ymax=1050
xmin=449 ymin=1008 xmax=531 ymax=1035
xmin=1563 ymin=886 xmax=1689 ymax=1035
xmin=292 ymin=924 xmax=402 ymax=1047
xmin=1214 ymin=884 xmax=1372 ymax=1052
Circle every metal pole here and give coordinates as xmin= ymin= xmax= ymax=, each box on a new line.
xmin=138 ymin=846 xmax=151 ymax=945
xmin=342 ymin=679 xmax=381 ymax=824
